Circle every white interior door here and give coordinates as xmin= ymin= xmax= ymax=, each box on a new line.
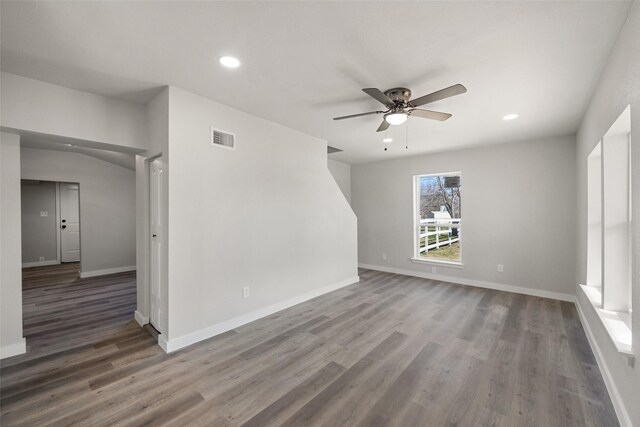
xmin=60 ymin=183 xmax=80 ymax=263
xmin=150 ymin=157 xmax=163 ymax=332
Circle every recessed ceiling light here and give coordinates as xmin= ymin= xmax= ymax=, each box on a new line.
xmin=502 ymin=113 xmax=519 ymax=121
xmin=65 ymin=143 xmax=73 ymax=147
xmin=219 ymin=56 xmax=241 ymax=68
xmin=382 ymin=138 xmax=393 ymax=143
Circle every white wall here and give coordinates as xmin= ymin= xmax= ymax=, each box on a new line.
xmin=575 ymin=3 xmax=640 ymax=425
xmin=21 ymin=180 xmax=57 ymax=264
xmin=0 ymin=72 xmax=147 ymax=152
xmin=352 ymin=135 xmax=577 ymax=299
xmin=21 ymin=148 xmax=136 ymax=276
xmin=328 ymin=159 xmax=352 ymax=204
xmin=164 ymin=86 xmax=357 ymax=348
xmin=1 ymin=132 xmax=25 ymax=358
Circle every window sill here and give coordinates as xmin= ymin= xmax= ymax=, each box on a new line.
xmin=410 ymin=258 xmax=464 ymax=269
xmin=579 ymin=284 xmax=633 ymax=361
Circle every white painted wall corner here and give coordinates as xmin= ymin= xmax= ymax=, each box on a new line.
xmin=160 ymin=275 xmax=359 ymax=353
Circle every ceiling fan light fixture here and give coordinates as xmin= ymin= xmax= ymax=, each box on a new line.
xmin=385 ymin=112 xmax=408 ymax=126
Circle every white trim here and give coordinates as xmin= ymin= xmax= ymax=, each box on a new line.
xmin=1 ymin=338 xmax=26 ymax=359
xmin=55 ymin=181 xmax=61 ymax=264
xmin=22 ymin=260 xmax=60 ymax=268
xmin=134 ymin=310 xmax=149 ymax=327
xmin=410 ymin=258 xmax=464 ymax=269
xmin=358 ymin=263 xmax=575 ymax=302
xmin=578 ymin=284 xmax=633 ymax=357
xmin=160 ymin=275 xmax=360 ymax=353
xmin=158 ymin=335 xmax=169 ymax=352
xmin=80 ymin=265 xmax=136 ymax=278
xmin=575 ymin=294 xmax=632 ymax=427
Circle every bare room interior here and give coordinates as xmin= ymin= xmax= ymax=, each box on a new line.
xmin=0 ymin=1 xmax=638 ymax=426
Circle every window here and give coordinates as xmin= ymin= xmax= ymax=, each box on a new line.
xmin=582 ymin=105 xmax=632 ymax=357
xmin=586 ymin=142 xmax=602 ymax=291
xmin=413 ymin=172 xmax=462 ymax=264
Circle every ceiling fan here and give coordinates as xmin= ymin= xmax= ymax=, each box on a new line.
xmin=333 ymin=84 xmax=467 ymax=132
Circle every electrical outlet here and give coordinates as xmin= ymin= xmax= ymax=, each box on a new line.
xmin=39 ymin=256 xmax=45 ymax=262
xmin=497 ymin=264 xmax=504 ymax=272
xmin=431 ymin=266 xmax=437 ymax=274
xmin=382 ymin=253 xmax=387 ymax=261
xmin=243 ymin=287 xmax=250 ymax=298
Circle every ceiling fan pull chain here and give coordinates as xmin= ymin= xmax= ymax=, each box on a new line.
xmin=406 ymin=120 xmax=409 ymax=150
xmin=384 ymin=128 xmax=389 ymax=152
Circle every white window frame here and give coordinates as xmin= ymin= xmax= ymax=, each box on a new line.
xmin=411 ymin=171 xmax=463 ymax=267
xmin=580 ymin=105 xmax=633 ymax=361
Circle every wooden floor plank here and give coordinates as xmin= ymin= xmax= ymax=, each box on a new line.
xmin=0 ymin=266 xmax=618 ymax=426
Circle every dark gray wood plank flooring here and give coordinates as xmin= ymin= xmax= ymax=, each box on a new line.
xmin=0 ymin=266 xmax=617 ymax=426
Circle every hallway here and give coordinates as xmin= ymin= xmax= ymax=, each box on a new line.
xmin=17 ymin=263 xmax=137 ymax=359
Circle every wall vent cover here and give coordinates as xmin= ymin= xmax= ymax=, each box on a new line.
xmin=210 ymin=127 xmax=236 ymax=150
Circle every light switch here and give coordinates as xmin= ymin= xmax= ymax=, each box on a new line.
xmin=40 ymin=211 xmax=48 ymax=217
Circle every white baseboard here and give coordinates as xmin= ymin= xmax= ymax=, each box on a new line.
xmin=22 ymin=260 xmax=60 ymax=268
xmin=1 ymin=338 xmax=26 ymax=359
xmin=575 ymin=293 xmax=631 ymax=427
xmin=161 ymin=275 xmax=360 ymax=353
xmin=134 ymin=310 xmax=149 ymax=327
xmin=158 ymin=335 xmax=170 ymax=352
xmin=80 ymin=265 xmax=136 ymax=278
xmin=358 ymin=263 xmax=575 ymax=302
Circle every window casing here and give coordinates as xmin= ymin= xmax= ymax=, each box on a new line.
xmin=582 ymin=105 xmax=632 ymax=357
xmin=413 ymin=172 xmax=462 ymax=265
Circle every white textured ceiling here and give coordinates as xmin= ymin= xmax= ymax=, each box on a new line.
xmin=0 ymin=1 xmax=632 ymax=163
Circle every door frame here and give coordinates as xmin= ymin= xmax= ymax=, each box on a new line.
xmin=135 ymin=152 xmax=167 ymax=341
xmin=135 ymin=153 xmax=166 ymax=336
xmin=55 ymin=182 xmax=62 ymax=263
xmin=19 ymin=180 xmax=82 ymax=269
xmin=148 ymin=156 xmax=163 ymax=332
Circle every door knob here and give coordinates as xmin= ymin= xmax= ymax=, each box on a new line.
xmin=62 ymin=219 xmax=66 ymax=223
xmin=61 ymin=225 xmax=67 ymax=229
xmin=152 ymin=234 xmax=157 ymax=237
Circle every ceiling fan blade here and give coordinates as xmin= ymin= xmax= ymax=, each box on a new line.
xmin=333 ymin=111 xmax=384 ymax=120
xmin=363 ymin=88 xmax=394 ymax=106
xmin=409 ymin=109 xmax=452 ymax=121
xmin=377 ymin=120 xmax=390 ymax=132
xmin=409 ymin=84 xmax=467 ymax=107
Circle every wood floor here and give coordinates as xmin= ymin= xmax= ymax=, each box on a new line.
xmin=17 ymin=262 xmax=137 ymax=359
xmin=0 ymin=266 xmax=617 ymax=426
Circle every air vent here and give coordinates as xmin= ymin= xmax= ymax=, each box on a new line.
xmin=210 ymin=127 xmax=236 ymax=150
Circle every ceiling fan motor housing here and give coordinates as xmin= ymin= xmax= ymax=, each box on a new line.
xmin=384 ymin=87 xmax=412 ymax=105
